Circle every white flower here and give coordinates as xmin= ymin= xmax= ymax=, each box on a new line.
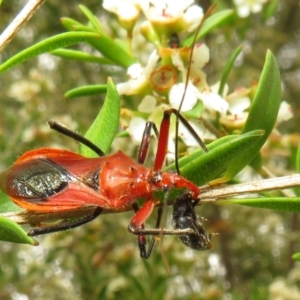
xmin=190 ymin=43 xmax=210 ymax=81
xmin=183 ymin=5 xmax=204 ymax=32
xmin=228 ymin=96 xmax=250 ymax=115
xmin=169 ymin=82 xmax=198 ymax=112
xmin=189 ymin=43 xmax=210 ymax=91
xmin=117 ymin=50 xmax=159 ymax=95
xmin=277 ymin=101 xmax=293 ymax=123
xmin=219 ymin=112 xmax=249 ymax=129
xmin=103 ymin=0 xmax=141 ymax=25
xmin=198 ymin=91 xmax=229 ymax=115
xmin=168 ymin=43 xmax=225 ymax=114
xmin=233 ymin=0 xmax=267 ymax=18
xmin=127 ymin=63 xmax=143 ymax=79
xmin=8 ymin=80 xmax=40 ymax=102
xmin=140 ymin=0 xmax=203 ymax=34
xmin=169 ymin=81 xmax=229 ymax=115
xmin=171 ymin=43 xmax=209 ymax=82
xmin=142 ymin=0 xmax=194 ymax=19
xmin=269 ymin=279 xmax=300 ymax=300
xmin=218 ymin=86 xmax=251 ymax=128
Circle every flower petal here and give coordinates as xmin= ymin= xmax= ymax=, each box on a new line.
xmin=199 ymin=92 xmax=229 ymax=115
xmin=277 ymin=101 xmax=293 ymax=123
xmin=184 ymin=5 xmax=204 ymax=32
xmin=128 ymin=117 xmax=147 ymax=144
xmin=138 ymin=95 xmax=157 ymax=113
xmin=219 ymin=112 xmax=249 ymax=129
xmin=191 ymin=43 xmax=210 ymax=72
xmin=228 ymin=96 xmax=251 ymax=115
xmin=169 ymin=82 xmax=198 ymax=112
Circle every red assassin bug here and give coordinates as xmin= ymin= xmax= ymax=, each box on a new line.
xmin=0 ymin=114 xmax=207 ymax=258
xmin=0 ymin=7 xmax=216 ymax=258
xmin=0 ymin=97 xmax=208 ymax=257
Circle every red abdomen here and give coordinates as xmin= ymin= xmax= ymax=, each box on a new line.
xmin=0 ymin=149 xmax=152 ymax=212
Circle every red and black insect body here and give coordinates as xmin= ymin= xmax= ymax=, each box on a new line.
xmin=0 ymin=114 xmax=206 ymax=258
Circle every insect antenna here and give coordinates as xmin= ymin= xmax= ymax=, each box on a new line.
xmin=173 ymin=4 xmax=216 ymax=174
xmin=48 ymin=120 xmax=105 ymax=156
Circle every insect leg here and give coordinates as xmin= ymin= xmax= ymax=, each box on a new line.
xmin=131 ymin=121 xmax=160 ymax=257
xmin=27 ymin=207 xmax=103 ymax=236
xmin=130 ymin=202 xmax=164 ymax=259
xmin=137 ymin=121 xmax=159 ymax=164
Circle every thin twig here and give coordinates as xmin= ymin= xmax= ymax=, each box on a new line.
xmin=199 ymin=174 xmax=300 ymax=202
xmin=0 ymin=0 xmax=46 ymax=52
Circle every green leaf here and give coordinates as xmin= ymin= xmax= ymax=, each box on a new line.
xmin=0 ymin=216 xmax=38 ymax=245
xmin=64 ymin=84 xmax=107 ymax=98
xmin=294 ymin=142 xmax=300 ymax=197
xmin=79 ymin=5 xmax=103 ymax=33
xmin=219 ymin=197 xmax=300 ymax=213
xmin=60 ymin=17 xmax=84 ymax=31
xmin=0 ymin=191 xmax=21 ymax=213
xmin=218 ymin=45 xmax=243 ymax=96
xmin=51 ymin=49 xmax=115 ymax=65
xmin=217 ymin=50 xmax=281 ymax=183
xmin=167 ymin=135 xmax=236 ymax=171
xmin=116 ymin=131 xmax=130 ymax=138
xmin=183 ymin=10 xmax=234 ymax=47
xmin=165 ymin=130 xmax=264 ymax=186
xmin=72 ymin=25 xmax=99 ymax=32
xmin=0 ymin=32 xmax=101 ymax=74
xmin=61 ymin=18 xmax=135 ymax=68
xmin=292 ymin=252 xmax=300 ymax=261
xmin=86 ymin=34 xmax=135 ymax=68
xmin=182 ymin=101 xmax=204 ymax=119
xmin=79 ymin=78 xmax=120 ymax=157
xmin=243 ymin=51 xmax=281 ymax=137
xmin=296 ymin=141 xmax=300 ymax=173
xmin=263 ymin=0 xmax=279 ymax=20
xmin=61 ymin=17 xmax=97 ymax=33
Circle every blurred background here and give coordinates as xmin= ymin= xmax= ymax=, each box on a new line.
xmin=0 ymin=0 xmax=300 ymax=299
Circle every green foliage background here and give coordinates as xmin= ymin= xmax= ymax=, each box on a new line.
xmin=0 ymin=1 xmax=300 ymax=299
